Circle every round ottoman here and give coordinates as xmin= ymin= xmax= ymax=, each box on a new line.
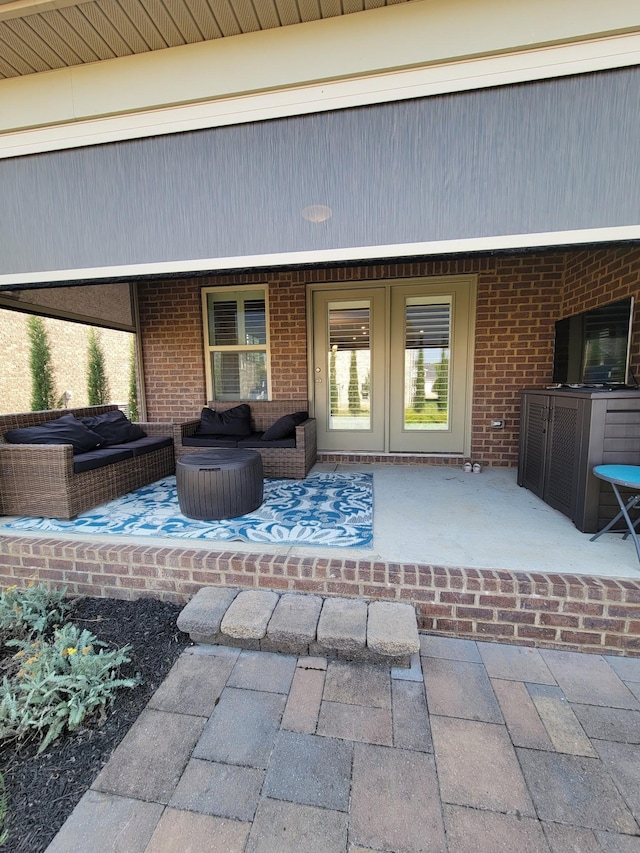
xmin=176 ymin=450 xmax=264 ymax=520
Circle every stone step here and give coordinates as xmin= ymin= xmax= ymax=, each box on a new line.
xmin=177 ymin=586 xmax=420 ymax=667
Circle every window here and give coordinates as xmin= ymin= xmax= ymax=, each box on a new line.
xmin=202 ymin=286 xmax=270 ymax=401
xmin=403 ymin=299 xmax=451 ymax=430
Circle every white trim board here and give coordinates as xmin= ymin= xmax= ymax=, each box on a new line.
xmin=1 ymin=226 xmax=638 ymax=289
xmin=1 ymin=33 xmax=640 ymax=160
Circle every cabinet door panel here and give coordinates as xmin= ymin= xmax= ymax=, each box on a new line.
xmin=544 ymin=397 xmax=580 ymax=518
xmin=518 ymin=394 xmax=548 ymax=497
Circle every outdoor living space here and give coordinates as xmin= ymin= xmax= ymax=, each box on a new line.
xmin=1 ymin=462 xmax=637 ymax=577
xmin=2 ymin=460 xmax=640 ymax=657
xmin=1 ymin=248 xmax=640 ymax=657
xmin=4 ymin=11 xmax=640 ymax=850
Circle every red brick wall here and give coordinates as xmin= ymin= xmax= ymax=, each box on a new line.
xmin=138 ymin=279 xmax=206 ymax=422
xmin=265 ymin=273 xmax=308 ymax=400
xmin=2 ymin=538 xmax=639 ymax=656
xmin=138 ymin=272 xmax=309 ymax=421
xmin=471 ymin=255 xmax=564 ymax=465
xmin=137 ymin=247 xmax=640 ymax=465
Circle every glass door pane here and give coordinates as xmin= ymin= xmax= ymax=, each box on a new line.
xmin=313 ymin=288 xmax=386 ymax=453
xmin=404 ymin=301 xmax=451 ymax=431
xmin=328 ymin=304 xmax=371 ymax=431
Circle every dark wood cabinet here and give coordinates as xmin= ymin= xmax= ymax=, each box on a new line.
xmin=518 ymin=388 xmax=640 ymax=532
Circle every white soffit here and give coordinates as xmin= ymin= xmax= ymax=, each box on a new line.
xmin=1 ymin=32 xmax=640 ymax=159
xmin=1 ymin=227 xmax=638 ymax=290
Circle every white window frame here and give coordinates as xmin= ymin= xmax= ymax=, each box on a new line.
xmin=201 ymin=284 xmax=271 ymax=402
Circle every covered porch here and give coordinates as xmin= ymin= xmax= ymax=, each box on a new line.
xmin=2 ymin=247 xmax=640 ymax=658
xmin=4 ymin=462 xmax=634 ymax=576
xmin=2 ymin=36 xmax=640 ymax=657
xmin=1 ymin=461 xmax=639 ymax=656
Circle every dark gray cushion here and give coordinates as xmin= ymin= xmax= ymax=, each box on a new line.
xmin=262 ymin=411 xmax=308 ymax=441
xmin=107 ymin=436 xmax=173 ymax=457
xmin=82 ymin=410 xmax=146 ymax=446
xmin=4 ymin=414 xmax=103 ymax=454
xmin=73 ymin=447 xmax=134 ymax=473
xmin=195 ymin=404 xmax=252 ymax=437
xmin=183 ymin=436 xmax=239 ymax=448
xmin=238 ymin=432 xmax=296 ymax=449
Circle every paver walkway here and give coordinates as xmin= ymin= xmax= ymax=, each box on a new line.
xmin=46 ymin=636 xmax=640 ymax=852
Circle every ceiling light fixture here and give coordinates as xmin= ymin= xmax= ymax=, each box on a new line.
xmin=302 ymin=204 xmax=332 ymax=223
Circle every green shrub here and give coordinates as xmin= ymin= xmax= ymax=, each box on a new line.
xmin=87 ymin=328 xmax=110 ymax=406
xmin=27 ymin=316 xmax=56 ymax=412
xmin=0 ymin=583 xmax=69 ymax=641
xmin=128 ymin=337 xmax=139 ymax=422
xmin=1 ymin=623 xmax=139 ymax=753
xmin=403 ymin=404 xmax=448 ymax=425
xmin=348 ymin=350 xmax=361 ymax=414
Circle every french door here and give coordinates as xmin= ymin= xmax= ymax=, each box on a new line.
xmin=312 ymin=288 xmax=386 ymax=452
xmin=312 ymin=277 xmax=475 ymax=454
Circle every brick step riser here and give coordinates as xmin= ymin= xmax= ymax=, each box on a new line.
xmin=3 ymin=537 xmax=640 ymax=656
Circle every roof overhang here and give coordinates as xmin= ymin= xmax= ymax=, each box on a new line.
xmin=2 ymin=30 xmax=640 ymax=160
xmin=2 ymin=0 xmax=639 ymax=289
xmin=1 ymin=228 xmax=639 ymax=291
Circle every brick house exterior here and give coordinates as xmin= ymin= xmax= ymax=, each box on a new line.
xmin=138 ymin=248 xmax=640 ymax=468
xmin=2 ymin=0 xmax=640 ymax=654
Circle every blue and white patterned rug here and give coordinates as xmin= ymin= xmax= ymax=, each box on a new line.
xmin=1 ymin=472 xmax=373 ymax=548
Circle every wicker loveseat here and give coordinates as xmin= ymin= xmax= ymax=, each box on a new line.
xmin=0 ymin=405 xmax=175 ymax=519
xmin=175 ymin=400 xmax=317 ymax=479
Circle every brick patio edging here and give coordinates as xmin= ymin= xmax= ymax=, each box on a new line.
xmin=1 ymin=535 xmax=639 ymax=656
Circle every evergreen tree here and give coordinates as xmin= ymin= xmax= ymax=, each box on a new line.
xmin=27 ymin=315 xmax=56 ymax=411
xmin=433 ymin=349 xmax=449 ymax=412
xmin=348 ymin=350 xmax=361 ymax=414
xmin=412 ymin=349 xmax=426 ymax=412
xmin=329 ymin=346 xmax=338 ymax=415
xmin=128 ymin=337 xmax=139 ymax=421
xmin=87 ymin=328 xmax=110 ymax=405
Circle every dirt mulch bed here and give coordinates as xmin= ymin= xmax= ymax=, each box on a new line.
xmin=0 ymin=596 xmax=191 ymax=853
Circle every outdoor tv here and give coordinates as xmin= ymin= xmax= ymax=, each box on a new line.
xmin=552 ymin=297 xmax=635 ymax=386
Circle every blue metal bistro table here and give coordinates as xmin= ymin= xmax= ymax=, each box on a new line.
xmin=590 ymin=465 xmax=640 ymax=566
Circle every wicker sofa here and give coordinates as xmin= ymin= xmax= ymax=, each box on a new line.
xmin=175 ymin=400 xmax=317 ymax=479
xmin=0 ymin=405 xmax=175 ymax=519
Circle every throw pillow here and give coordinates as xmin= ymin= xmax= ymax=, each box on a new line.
xmin=262 ymin=411 xmax=308 ymax=441
xmin=4 ymin=414 xmax=103 ymax=454
xmin=196 ymin=404 xmax=252 ymax=437
xmin=82 ymin=410 xmax=146 ymax=446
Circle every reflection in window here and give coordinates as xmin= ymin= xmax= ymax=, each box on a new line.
xmin=404 ymin=302 xmax=450 ymax=430
xmin=328 ymin=304 xmax=371 ymax=431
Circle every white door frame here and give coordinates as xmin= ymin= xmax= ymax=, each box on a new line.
xmin=308 ymin=275 xmax=477 ymax=456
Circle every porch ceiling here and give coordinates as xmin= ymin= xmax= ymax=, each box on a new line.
xmin=0 ymin=0 xmax=407 ymax=80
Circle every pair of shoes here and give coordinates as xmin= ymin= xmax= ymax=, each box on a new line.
xmin=462 ymin=462 xmax=472 ymax=473
xmin=472 ymin=463 xmax=482 ymax=474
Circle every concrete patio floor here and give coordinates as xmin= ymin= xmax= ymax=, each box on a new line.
xmin=46 ymin=635 xmax=640 ymax=853
xmin=310 ymin=463 xmax=640 ymax=579
xmin=2 ymin=463 xmax=637 ymax=580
